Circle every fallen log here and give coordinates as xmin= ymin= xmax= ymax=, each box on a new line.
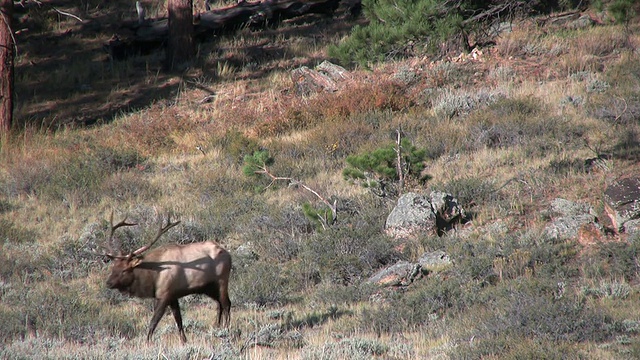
xmin=105 ymin=0 xmax=343 ymax=60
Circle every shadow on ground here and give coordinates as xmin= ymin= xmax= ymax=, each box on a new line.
xmin=12 ymin=0 xmax=358 ymax=130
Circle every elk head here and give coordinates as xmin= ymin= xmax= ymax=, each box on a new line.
xmin=104 ymin=211 xmax=180 ymax=291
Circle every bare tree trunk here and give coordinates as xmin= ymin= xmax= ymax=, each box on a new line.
xmin=0 ymin=0 xmax=13 ymax=133
xmin=166 ymin=0 xmax=194 ymax=71
xmin=395 ymin=127 xmax=404 ymax=194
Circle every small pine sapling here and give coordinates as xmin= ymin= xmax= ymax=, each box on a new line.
xmin=343 ymin=132 xmax=427 ymax=197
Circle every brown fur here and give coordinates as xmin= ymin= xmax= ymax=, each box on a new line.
xmin=106 ymin=241 xmax=232 ymax=343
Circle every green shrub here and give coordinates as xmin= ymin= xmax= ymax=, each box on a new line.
xmin=93 ymin=145 xmax=146 ymax=171
xmin=451 ymin=335 xmax=577 ymax=360
xmin=17 ymin=282 xmax=136 ymax=343
xmin=195 ymin=193 xmax=268 ymax=241
xmin=214 ymin=129 xmax=260 ymax=164
xmin=232 ymin=260 xmax=299 ymax=306
xmin=311 ymin=282 xmax=377 ymax=305
xmin=330 ymin=1 xmax=536 ymax=67
xmin=608 ymin=0 xmax=637 ymax=27
xmin=580 ymin=240 xmax=640 ymax=281
xmin=0 ymin=219 xmax=37 ymax=244
xmin=100 ymin=172 xmax=160 ymax=203
xmin=343 ymin=138 xmax=427 ymax=195
xmin=433 ymin=88 xmax=504 ymax=119
xmin=358 ymin=275 xmax=478 ymax=333
xmin=243 ymin=150 xmax=273 ymax=180
xmin=0 ymin=306 xmax=24 ymax=342
xmin=242 ymin=207 xmax=310 ymax=263
xmin=329 ymin=0 xmax=462 ymax=66
xmin=434 ymin=176 xmax=500 ymax=209
xmin=300 ymin=222 xmax=400 ymax=286
xmin=302 ymin=202 xmax=335 ymax=231
xmin=303 ymin=337 xmax=390 ymax=360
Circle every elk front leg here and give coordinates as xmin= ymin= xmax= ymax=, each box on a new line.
xmin=169 ymin=299 xmax=187 ymax=343
xmin=147 ymin=298 xmax=169 ymax=342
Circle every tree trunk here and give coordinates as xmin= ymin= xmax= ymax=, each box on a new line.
xmin=106 ymin=0 xmax=344 ymax=61
xmin=0 ymin=0 xmax=13 ymax=133
xmin=166 ymin=0 xmax=194 ymax=70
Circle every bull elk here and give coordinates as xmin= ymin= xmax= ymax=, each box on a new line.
xmin=103 ymin=212 xmax=232 ymax=343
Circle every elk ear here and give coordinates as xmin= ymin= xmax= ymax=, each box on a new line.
xmin=130 ymin=257 xmax=143 ymax=268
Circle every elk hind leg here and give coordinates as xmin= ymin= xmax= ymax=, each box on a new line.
xmin=219 ymin=282 xmax=231 ymax=327
xmin=169 ymin=300 xmax=187 ymax=343
xmin=205 ymin=285 xmax=230 ymax=327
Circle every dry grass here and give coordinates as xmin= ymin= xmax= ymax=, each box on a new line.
xmin=3 ymin=3 xmax=640 ymax=359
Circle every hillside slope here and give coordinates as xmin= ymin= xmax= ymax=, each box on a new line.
xmin=1 ymin=2 xmax=640 ymax=359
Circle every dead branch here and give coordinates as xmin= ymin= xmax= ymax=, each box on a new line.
xmin=253 ymin=163 xmax=337 ymax=225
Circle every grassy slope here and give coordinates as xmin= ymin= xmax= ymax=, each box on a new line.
xmin=2 ymin=2 xmax=640 ymax=359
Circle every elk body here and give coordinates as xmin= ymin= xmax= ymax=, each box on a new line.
xmin=103 ymin=213 xmax=232 ymax=343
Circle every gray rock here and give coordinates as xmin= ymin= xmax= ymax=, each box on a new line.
xmin=316 ymin=60 xmax=350 ymax=82
xmin=544 ymin=213 xmax=599 ymax=241
xmin=624 ymin=219 xmax=640 ymax=235
xmin=367 ymin=261 xmax=421 ymax=287
xmin=567 ymin=14 xmax=595 ymax=29
xmin=543 ymin=198 xmax=601 ymax=241
xmin=385 ymin=192 xmax=437 ymax=238
xmin=291 ymin=66 xmax=338 ymax=96
xmin=385 ymin=191 xmax=465 ymax=238
xmin=604 ymin=177 xmax=640 ymax=233
xmin=417 ymin=250 xmax=452 ymax=269
xmin=549 ymin=198 xmax=596 ymax=217
xmin=367 ymin=250 xmax=452 ymax=288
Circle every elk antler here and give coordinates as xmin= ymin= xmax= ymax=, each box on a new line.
xmin=131 ymin=215 xmax=181 ymax=257
xmin=105 ymin=210 xmax=137 ymax=257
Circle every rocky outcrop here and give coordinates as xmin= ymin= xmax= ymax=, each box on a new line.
xmin=291 ymin=61 xmax=350 ymax=96
xmin=385 ymin=191 xmax=466 ymax=238
xmin=417 ymin=250 xmax=452 ymax=269
xmin=604 ymin=177 xmax=640 ymax=234
xmin=367 ymin=261 xmax=421 ymax=287
xmin=367 ymin=251 xmax=452 ymax=287
xmin=543 ymin=198 xmax=602 ymax=242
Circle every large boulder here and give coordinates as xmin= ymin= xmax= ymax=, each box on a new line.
xmin=604 ymin=177 xmax=640 ymax=233
xmin=367 ymin=250 xmax=453 ymax=287
xmin=543 ymin=198 xmax=601 ymax=241
xmin=367 ymin=261 xmax=421 ymax=287
xmin=291 ymin=60 xmax=349 ymax=96
xmin=549 ymin=198 xmax=597 ymax=218
xmin=417 ymin=250 xmax=452 ymax=270
xmin=624 ymin=219 xmax=640 ymax=235
xmin=385 ymin=191 xmax=465 ymax=238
